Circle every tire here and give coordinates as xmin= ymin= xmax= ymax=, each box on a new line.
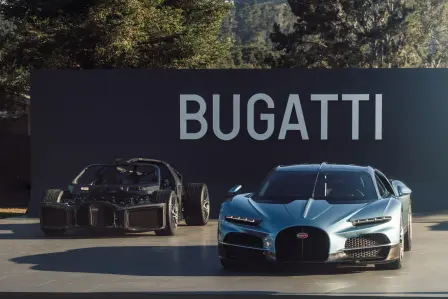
xmin=375 ymin=213 xmax=404 ymax=270
xmin=183 ymin=183 xmax=210 ymax=226
xmin=404 ymin=205 xmax=412 ymax=252
xmin=41 ymin=189 xmax=68 ymax=237
xmin=42 ymin=189 xmax=67 ymax=204
xmin=154 ymin=190 xmax=179 ymax=236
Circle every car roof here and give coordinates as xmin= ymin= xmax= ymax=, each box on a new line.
xmin=276 ymin=163 xmax=373 ymax=174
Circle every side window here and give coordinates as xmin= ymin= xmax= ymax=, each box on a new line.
xmin=375 ymin=175 xmax=387 ymax=197
xmin=375 ymin=171 xmax=395 ymax=196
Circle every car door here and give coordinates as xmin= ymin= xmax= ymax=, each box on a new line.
xmin=373 ymin=174 xmax=389 ymax=200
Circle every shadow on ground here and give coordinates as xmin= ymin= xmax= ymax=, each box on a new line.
xmin=0 ymin=220 xmax=197 ymax=240
xmin=428 ymin=221 xmax=448 ymax=231
xmin=9 ymin=244 xmax=376 ymax=277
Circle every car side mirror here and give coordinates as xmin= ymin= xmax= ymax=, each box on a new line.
xmin=397 ymin=185 xmax=412 ymax=196
xmin=227 ymin=185 xmax=242 ymax=198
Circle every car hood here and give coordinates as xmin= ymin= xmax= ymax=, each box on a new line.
xmin=228 ymin=195 xmax=391 ymax=230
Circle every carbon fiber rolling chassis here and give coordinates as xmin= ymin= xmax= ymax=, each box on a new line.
xmin=40 ymin=201 xmax=168 ymax=232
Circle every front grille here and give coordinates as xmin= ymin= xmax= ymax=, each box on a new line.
xmin=76 ymin=203 xmax=115 ymax=227
xmin=76 ymin=205 xmax=90 ymax=226
xmin=275 ymin=226 xmax=330 ymax=262
xmin=90 ymin=204 xmax=115 ymax=226
xmin=345 ymin=234 xmax=390 ymax=249
xmin=346 ymin=247 xmax=389 ymax=259
xmin=224 ymin=233 xmax=263 ymax=248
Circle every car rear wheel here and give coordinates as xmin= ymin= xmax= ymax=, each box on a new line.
xmin=154 ymin=190 xmax=179 ymax=236
xmin=184 ymin=183 xmax=210 ymax=226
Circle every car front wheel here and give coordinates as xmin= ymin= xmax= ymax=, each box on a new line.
xmin=404 ymin=205 xmax=412 ymax=251
xmin=375 ymin=214 xmax=404 ymax=270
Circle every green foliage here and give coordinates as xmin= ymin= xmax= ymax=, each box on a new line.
xmin=405 ymin=0 xmax=448 ymax=67
xmin=0 ymin=13 xmax=29 ymax=115
xmin=0 ymin=0 xmax=232 ymax=69
xmin=270 ymin=0 xmax=448 ymax=68
xmin=0 ymin=0 xmax=233 ymax=113
xmin=1 ymin=0 xmax=447 ymax=111
xmin=222 ymin=0 xmax=295 ymax=68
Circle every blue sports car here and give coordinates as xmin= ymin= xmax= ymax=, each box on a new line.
xmin=218 ymin=163 xmax=413 ymax=270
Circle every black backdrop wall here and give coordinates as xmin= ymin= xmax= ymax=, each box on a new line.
xmin=28 ymin=69 xmax=448 ymax=218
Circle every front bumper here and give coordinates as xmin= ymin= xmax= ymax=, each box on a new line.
xmin=218 ymin=241 xmax=401 ymax=265
xmin=218 ymin=219 xmax=401 ymax=266
xmin=40 ymin=201 xmax=166 ymax=231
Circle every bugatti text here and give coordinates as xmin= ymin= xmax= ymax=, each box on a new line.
xmin=179 ymin=93 xmax=383 ymax=141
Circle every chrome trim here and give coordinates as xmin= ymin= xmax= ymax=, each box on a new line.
xmin=385 ymin=244 xmax=401 ymax=261
xmin=343 ymin=243 xmax=393 ymax=251
xmin=218 ymin=241 xmax=267 ymax=251
xmin=350 ymin=216 xmax=392 ymax=226
xmin=225 ymin=216 xmax=262 ymax=224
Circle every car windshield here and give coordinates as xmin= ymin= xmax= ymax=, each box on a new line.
xmin=254 ymin=170 xmax=378 ymax=201
xmin=74 ymin=164 xmax=159 ymax=186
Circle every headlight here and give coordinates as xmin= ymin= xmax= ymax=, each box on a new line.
xmin=350 ymin=216 xmax=392 ymax=226
xmin=225 ymin=216 xmax=262 ymax=225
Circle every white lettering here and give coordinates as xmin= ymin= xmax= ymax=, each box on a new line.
xmin=179 ymin=93 xmax=382 ymax=141
xmin=375 ymin=94 xmax=383 ymax=140
xmin=179 ymin=94 xmax=208 ymax=140
xmin=342 ymin=94 xmax=369 ymax=140
xmin=278 ymin=94 xmax=309 ymax=140
xmin=247 ymin=93 xmax=275 ymax=141
xmin=311 ymin=94 xmax=338 ymax=140
xmin=212 ymin=94 xmax=241 ymax=141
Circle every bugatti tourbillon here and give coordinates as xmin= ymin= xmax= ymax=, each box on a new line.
xmin=218 ymin=163 xmax=412 ymax=270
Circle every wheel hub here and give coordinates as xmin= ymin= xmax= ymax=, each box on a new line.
xmin=203 ymin=189 xmax=210 ymax=221
xmin=171 ymin=199 xmax=179 ymax=227
xmin=400 ymin=226 xmax=404 ymax=260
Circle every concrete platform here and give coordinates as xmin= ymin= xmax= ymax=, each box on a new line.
xmin=0 ymin=216 xmax=447 ymax=296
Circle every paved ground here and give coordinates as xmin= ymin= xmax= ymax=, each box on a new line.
xmin=0 ymin=215 xmax=447 ymax=296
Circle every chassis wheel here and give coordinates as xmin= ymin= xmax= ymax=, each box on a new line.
xmin=184 ymin=183 xmax=210 ymax=226
xmin=42 ymin=189 xmax=67 ymax=204
xmin=404 ymin=205 xmax=412 ymax=251
xmin=375 ymin=214 xmax=404 ymax=270
xmin=154 ymin=190 xmax=179 ymax=236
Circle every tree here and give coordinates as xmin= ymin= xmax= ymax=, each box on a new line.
xmin=0 ymin=13 xmax=29 ymax=116
xmin=0 ymin=0 xmax=233 ymax=115
xmin=0 ymin=0 xmax=232 ymax=70
xmin=270 ymin=0 xmax=416 ymax=68
xmin=223 ymin=0 xmax=295 ymax=68
xmin=405 ymin=0 xmax=448 ymax=68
